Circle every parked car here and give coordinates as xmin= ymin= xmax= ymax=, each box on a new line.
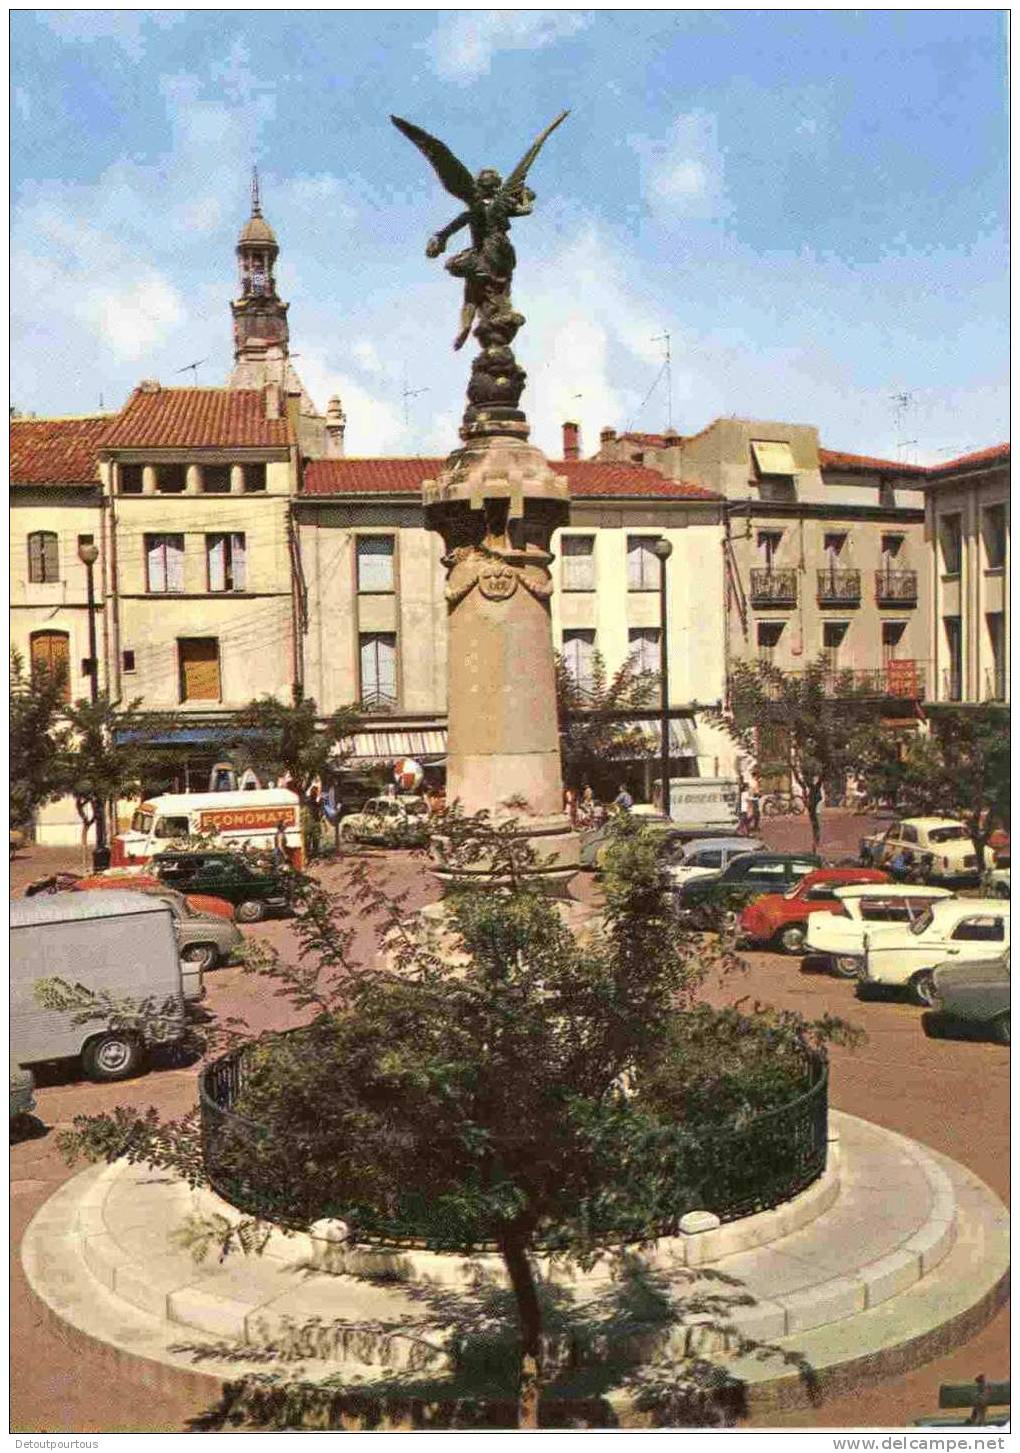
xmin=859 ymin=818 xmax=989 ymax=883
xmin=10 ymin=1063 xmax=36 ymax=1121
xmin=149 ymin=851 xmax=292 ymax=922
xmin=339 ymin=796 xmax=432 ymax=847
xmin=738 ymin=867 xmax=890 ymax=955
xmin=579 ymin=808 xmax=685 ymax=872
xmin=985 ymin=862 xmax=1010 ymax=900
xmin=858 ymin=898 xmax=1011 ymax=1005
xmin=674 ymin=852 xmax=823 ymax=925
xmin=662 ymin=836 xmax=765 ymax=889
xmin=805 ymin=883 xmax=954 ymax=977
xmin=11 ymin=890 xmax=194 ymax=1082
xmin=72 ymin=870 xmax=236 ymax=921
xmin=930 ymin=951 xmax=1010 ymax=1045
xmin=131 ymin=887 xmax=244 ymax=973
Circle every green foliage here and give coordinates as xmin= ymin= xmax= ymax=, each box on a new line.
xmin=9 ymin=648 xmax=69 ymax=829
xmin=58 ymin=692 xmax=175 ymax=830
xmin=231 ymin=687 xmax=359 ymax=806
xmin=554 ymin=649 xmax=658 ymax=793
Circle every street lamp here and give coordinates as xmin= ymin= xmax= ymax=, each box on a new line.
xmin=651 ymin=537 xmax=673 ymax=820
xmin=77 ymin=539 xmax=108 ymax=862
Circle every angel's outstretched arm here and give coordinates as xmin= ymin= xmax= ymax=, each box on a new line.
xmin=427 ymin=210 xmax=471 ymax=256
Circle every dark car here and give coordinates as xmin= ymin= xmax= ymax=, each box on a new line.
xmin=674 ymin=851 xmax=823 ymax=927
xmin=930 ymin=951 xmax=1010 ymax=1045
xmin=150 ymin=850 xmax=291 ymax=923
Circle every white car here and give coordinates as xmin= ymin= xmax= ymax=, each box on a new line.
xmin=859 ymin=898 xmax=1011 ymax=1005
xmin=806 ymin=884 xmax=953 ymax=978
xmin=339 ymin=795 xmax=431 ymax=846
xmin=662 ymin=836 xmax=764 ymax=889
xmin=860 ymin=817 xmax=989 ymax=883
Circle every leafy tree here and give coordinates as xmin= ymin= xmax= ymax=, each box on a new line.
xmin=231 ymin=688 xmax=360 ymax=856
xmin=554 ymin=649 xmax=658 ymax=796
xmin=855 ymin=705 xmax=1010 ymax=866
xmin=56 ymin=813 xmax=855 ymax=1428
xmin=9 ymin=648 xmax=69 ymax=831
xmin=709 ymin=658 xmax=876 ymax=854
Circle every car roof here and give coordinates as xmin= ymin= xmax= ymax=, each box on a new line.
xmin=141 ymin=789 xmax=299 ymax=813
xmin=833 ymin=883 xmax=954 ymax=900
xmin=893 ymin=817 xmax=967 ymax=830
xmin=11 ymin=889 xmax=171 ymax=927
xmin=802 ymin=867 xmax=888 ymax=884
xmin=684 ymin=837 xmax=763 ymax=853
xmin=930 ymin=897 xmax=1011 ymax=917
xmin=732 ymin=852 xmax=821 ymax=865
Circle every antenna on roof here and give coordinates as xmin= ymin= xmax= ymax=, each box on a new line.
xmin=652 ymin=330 xmax=673 ymax=431
xmin=401 ymin=367 xmax=429 ymax=429
xmin=891 ymin=390 xmax=918 ymax=465
xmin=176 ymin=359 xmax=208 ymax=385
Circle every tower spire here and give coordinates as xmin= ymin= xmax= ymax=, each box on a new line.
xmin=251 ymin=164 xmax=262 ymax=217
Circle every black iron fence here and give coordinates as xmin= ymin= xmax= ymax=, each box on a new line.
xmin=749 ymin=568 xmax=797 ymax=606
xmin=875 ymin=568 xmax=918 ymax=605
xmin=199 ymin=1042 xmax=829 ymax=1248
xmin=817 ymin=569 xmax=861 ymax=605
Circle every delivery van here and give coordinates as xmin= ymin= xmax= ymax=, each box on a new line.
xmin=650 ymin=777 xmax=741 ymax=835
xmin=112 ymin=788 xmax=303 ymax=869
xmin=10 ymin=890 xmax=196 ymax=1082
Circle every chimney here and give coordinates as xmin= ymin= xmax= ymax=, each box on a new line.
xmin=599 ymin=426 xmax=617 ymax=451
xmin=264 ymin=381 xmax=281 ymax=420
xmin=326 ymin=395 xmax=347 ymax=459
xmin=562 ymin=420 xmax=580 ymax=461
xmin=139 ymin=378 xmax=161 ymax=393
xmin=662 ymin=427 xmax=682 ymax=450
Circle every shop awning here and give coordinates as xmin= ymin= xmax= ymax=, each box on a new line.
xmin=114 ymin=726 xmax=267 ymax=747
xmin=334 ymin=728 xmax=448 ymax=765
xmin=626 ymin=718 xmax=700 ymax=757
xmin=751 ymin=439 xmax=796 ymax=476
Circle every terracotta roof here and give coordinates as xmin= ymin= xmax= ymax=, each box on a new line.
xmin=10 ymin=414 xmax=109 ymax=486
xmin=301 ymin=457 xmax=718 ymax=501
xmin=617 ymin=431 xmax=672 ymax=448
xmin=924 ymin=442 xmax=1010 ymax=476
xmin=100 ymin=387 xmax=293 ymax=449
xmin=818 ymin=447 xmax=928 ymax=477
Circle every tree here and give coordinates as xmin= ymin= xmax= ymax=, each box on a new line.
xmin=9 ymin=648 xmax=69 ymax=830
xmin=554 ymin=649 xmax=658 ymax=795
xmin=56 ymin=812 xmax=854 ymax=1428
xmin=710 ymin=658 xmax=874 ymax=853
xmin=232 ymin=687 xmax=359 ymax=806
xmin=855 ymin=705 xmax=1010 ymax=866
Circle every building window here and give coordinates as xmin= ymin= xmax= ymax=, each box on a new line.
xmin=562 ymin=629 xmax=596 ymax=694
xmin=203 ymin=465 xmax=231 ymax=495
xmin=822 ymin=621 xmax=849 ymax=671
xmin=560 ymin=535 xmax=595 ymax=591
xmin=751 ymin=440 xmax=797 ymax=501
xmin=207 ymin=533 xmax=246 ymax=592
xmin=986 ymin=613 xmax=1005 ymax=700
xmin=30 ymin=630 xmax=70 ymax=701
xmin=823 ymin=531 xmax=848 ymax=563
xmin=757 ymin=530 xmax=783 ymax=569
xmin=178 ymin=638 xmax=221 ymax=702
xmin=243 ymin=463 xmax=267 ymax=492
xmin=628 ymin=627 xmax=660 ymax=680
xmin=881 ymin=533 xmax=904 ymax=562
xmin=122 ymin=649 xmax=136 ymax=673
xmin=119 ymin=464 xmax=144 ymax=494
xmin=943 ymin=617 xmax=962 ymax=701
xmin=983 ymin=504 xmax=1006 ymax=569
xmin=359 ymin=633 xmax=397 ymax=710
xmin=756 ymin=621 xmax=784 ymax=664
xmin=627 ymin=536 xmax=660 ymax=591
xmin=356 ymin=535 xmax=395 ymax=593
xmin=879 ymin=481 xmax=896 ymax=508
xmin=881 ymin=620 xmax=906 ymax=665
xmin=940 ymin=514 xmax=962 ymax=575
xmin=145 ymin=534 xmax=185 ymax=593
xmin=27 ymin=531 xmax=59 ymax=584
xmin=157 ymin=464 xmax=187 ymax=495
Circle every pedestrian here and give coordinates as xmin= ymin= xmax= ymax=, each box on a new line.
xmin=579 ymin=785 xmax=596 ymax=827
xmin=564 ymin=787 xmax=576 ymax=826
xmin=273 ymin=818 xmax=288 ymax=868
xmin=748 ymin=782 xmax=762 ymax=834
xmin=887 ymin=847 xmax=911 ymax=882
xmin=613 ymin=783 xmax=634 ymax=813
xmin=737 ymin=781 xmax=751 ymax=836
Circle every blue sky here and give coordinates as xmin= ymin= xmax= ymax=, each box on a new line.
xmin=11 ymin=9 xmax=1008 ymax=462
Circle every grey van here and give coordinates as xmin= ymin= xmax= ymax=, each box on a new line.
xmin=10 ymin=891 xmax=195 ymax=1082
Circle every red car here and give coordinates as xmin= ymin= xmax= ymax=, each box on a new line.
xmin=739 ymin=867 xmax=889 ymax=955
xmin=72 ymin=872 xmax=236 ymax=922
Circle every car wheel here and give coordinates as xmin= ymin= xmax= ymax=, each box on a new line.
xmin=833 ymin=954 xmax=861 ymax=979
xmin=991 ymin=1014 xmax=1010 ymax=1046
xmin=81 ymin=1032 xmax=146 ymax=1083
xmin=777 ymin=923 xmax=806 ymax=955
xmin=908 ymin=970 xmax=937 ymax=1007
xmin=181 ymin=942 xmax=218 ymax=972
xmin=236 ymin=899 xmax=267 ymax=923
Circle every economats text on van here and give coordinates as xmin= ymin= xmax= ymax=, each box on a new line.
xmin=197 ymin=807 xmax=298 ymax=833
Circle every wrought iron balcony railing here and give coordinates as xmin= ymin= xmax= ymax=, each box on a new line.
xmin=941 ymin=668 xmax=963 ymax=702
xmin=875 ymin=569 xmax=918 ymax=605
xmin=750 ymin=662 xmax=926 ymax=701
xmin=358 ymin=689 xmax=399 ymax=714
xmin=817 ymin=569 xmax=861 ymax=605
xmin=750 ymin=568 xmax=797 ymax=606
xmin=985 ymin=667 xmax=1007 ymax=702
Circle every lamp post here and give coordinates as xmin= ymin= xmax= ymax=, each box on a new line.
xmin=77 ymin=540 xmax=108 ymax=862
xmin=651 ymin=538 xmax=673 ymax=819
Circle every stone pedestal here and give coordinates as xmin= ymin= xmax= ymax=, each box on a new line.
xmin=424 ymin=423 xmax=580 ymax=891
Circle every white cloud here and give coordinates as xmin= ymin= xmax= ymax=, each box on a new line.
xmin=78 ymin=273 xmax=186 ymax=361
xmin=427 ymin=10 xmax=590 ymax=84
xmin=37 ymin=11 xmax=180 ymax=60
xmin=630 ymin=111 xmax=728 ymax=221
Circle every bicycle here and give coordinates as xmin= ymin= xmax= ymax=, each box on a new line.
xmin=761 ymin=791 xmax=805 ymax=817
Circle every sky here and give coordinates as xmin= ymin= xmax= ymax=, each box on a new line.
xmin=10 ymin=8 xmax=1009 ymax=463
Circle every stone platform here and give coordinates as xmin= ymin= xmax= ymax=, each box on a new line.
xmin=21 ymin=1112 xmax=1009 ymax=1425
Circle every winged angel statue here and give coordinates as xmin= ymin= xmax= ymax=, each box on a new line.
xmin=391 ymin=112 xmax=569 ymax=351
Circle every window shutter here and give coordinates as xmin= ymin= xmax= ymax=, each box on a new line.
xmin=207 ymin=535 xmax=226 ymax=592
xmin=562 ymin=536 xmax=594 ymax=590
xmin=357 ymin=536 xmax=394 ymax=592
xmin=180 ymin=639 xmax=220 ymax=700
xmin=43 ymin=533 xmax=59 ymax=581
xmin=231 ymin=533 xmax=246 ymax=591
xmin=166 ymin=535 xmax=185 ymax=592
xmin=360 ymin=635 xmax=377 ymax=695
xmin=377 ymin=636 xmax=397 ymax=699
xmin=147 ymin=536 xmax=166 ymax=592
xmin=28 ymin=534 xmax=42 ymax=583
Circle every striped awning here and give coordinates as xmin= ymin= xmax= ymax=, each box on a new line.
xmin=627 ymin=718 xmax=699 ymax=757
xmin=335 ymin=728 xmax=447 ymax=764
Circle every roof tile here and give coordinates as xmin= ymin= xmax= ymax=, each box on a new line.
xmin=924 ymin=442 xmax=1009 ymax=475
xmin=10 ymin=415 xmax=109 ymax=486
xmin=100 ymin=386 xmax=293 ymax=449
xmin=301 ymin=457 xmax=718 ymax=501
xmin=818 ymin=446 xmax=928 ymax=476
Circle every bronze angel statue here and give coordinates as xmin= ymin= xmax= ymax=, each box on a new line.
xmin=391 ymin=111 xmax=569 ymax=350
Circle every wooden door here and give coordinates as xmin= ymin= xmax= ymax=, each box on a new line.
xmin=30 ymin=630 xmax=70 ymax=700
xmin=179 ymin=638 xmax=221 ymax=701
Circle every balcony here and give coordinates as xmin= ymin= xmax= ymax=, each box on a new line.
xmin=875 ymin=569 xmax=918 ymax=606
xmin=941 ymin=668 xmax=962 ymax=703
xmin=750 ymin=661 xmax=926 ymax=701
xmin=750 ymin=568 xmax=797 ymax=606
xmin=985 ymin=667 xmax=1007 ymax=702
xmin=359 ymin=689 xmax=399 ymax=714
xmin=817 ymin=569 xmax=861 ymax=606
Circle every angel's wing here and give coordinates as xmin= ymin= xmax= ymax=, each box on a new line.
xmin=500 ymin=110 xmax=570 ymax=199
xmin=391 ymin=116 xmax=476 ymax=205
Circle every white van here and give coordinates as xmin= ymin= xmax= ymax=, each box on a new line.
xmin=10 ymin=891 xmax=195 ymax=1082
xmin=112 ymin=788 xmax=303 ymax=869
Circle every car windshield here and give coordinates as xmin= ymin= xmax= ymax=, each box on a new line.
xmin=909 ymin=907 xmax=935 ymax=936
xmin=131 ymin=811 xmax=153 ymax=834
xmin=928 ymin=826 xmax=968 ymax=844
xmin=402 ymin=799 xmax=428 ymax=816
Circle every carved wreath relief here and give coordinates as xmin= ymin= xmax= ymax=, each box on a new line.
xmin=443 ymin=545 xmax=553 ymax=609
